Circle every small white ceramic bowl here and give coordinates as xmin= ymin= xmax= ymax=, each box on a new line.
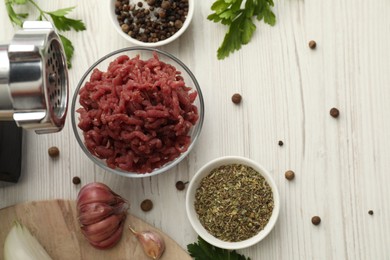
xmin=108 ymin=0 xmax=194 ymax=47
xmin=186 ymin=156 xmax=280 ymax=250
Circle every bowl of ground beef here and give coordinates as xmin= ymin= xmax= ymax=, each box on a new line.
xmin=71 ymin=47 xmax=204 ymax=177
xmin=109 ymin=0 xmax=193 ymax=47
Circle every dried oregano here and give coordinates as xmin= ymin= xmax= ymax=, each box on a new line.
xmin=194 ymin=164 xmax=274 ymax=242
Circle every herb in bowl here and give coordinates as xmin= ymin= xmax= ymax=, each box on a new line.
xmin=208 ymin=0 xmax=276 ymax=59
xmin=5 ymin=0 xmax=86 ymax=68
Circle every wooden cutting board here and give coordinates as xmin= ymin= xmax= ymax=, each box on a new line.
xmin=0 ymin=200 xmax=191 ymax=260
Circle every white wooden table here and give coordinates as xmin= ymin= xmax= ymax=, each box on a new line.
xmin=1 ymin=0 xmax=390 ymax=259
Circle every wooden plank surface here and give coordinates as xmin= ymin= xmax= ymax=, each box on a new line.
xmin=1 ymin=0 xmax=390 ymax=259
xmin=0 ymin=200 xmax=191 ymax=260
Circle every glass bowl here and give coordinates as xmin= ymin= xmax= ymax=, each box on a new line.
xmin=71 ymin=47 xmax=204 ymax=177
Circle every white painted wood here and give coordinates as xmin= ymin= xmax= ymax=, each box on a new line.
xmin=1 ymin=0 xmax=390 ymax=259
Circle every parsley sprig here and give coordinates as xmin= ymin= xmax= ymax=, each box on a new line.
xmin=208 ymin=0 xmax=276 ymax=59
xmin=187 ymin=236 xmax=251 ymax=260
xmin=5 ymin=0 xmax=86 ymax=68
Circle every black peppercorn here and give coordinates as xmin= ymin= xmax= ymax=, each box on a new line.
xmin=278 ymin=140 xmax=284 ymax=146
xmin=121 ymin=24 xmax=130 ymax=33
xmin=72 ymin=176 xmax=81 ymax=185
xmin=368 ymin=210 xmax=374 ymax=215
xmin=174 ymin=20 xmax=183 ymax=29
xmin=140 ymin=199 xmax=153 ymax=212
xmin=285 ymin=170 xmax=295 ymax=180
xmin=161 ymin=0 xmax=171 ymax=9
xmin=330 ymin=107 xmax=340 ymax=118
xmin=48 ymin=146 xmax=60 ymax=158
xmin=309 ymin=40 xmax=317 ymax=49
xmin=232 ymin=93 xmax=242 ymax=104
xmin=311 ymin=216 xmax=321 ymax=225
xmin=175 ymin=181 xmax=188 ymax=191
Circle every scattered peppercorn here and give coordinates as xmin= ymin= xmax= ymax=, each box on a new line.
xmin=330 ymin=107 xmax=340 ymax=118
xmin=278 ymin=140 xmax=284 ymax=146
xmin=48 ymin=146 xmax=60 ymax=158
xmin=285 ymin=170 xmax=295 ymax=180
xmin=311 ymin=216 xmax=321 ymax=225
xmin=175 ymin=181 xmax=188 ymax=191
xmin=368 ymin=210 xmax=374 ymax=215
xmin=140 ymin=199 xmax=153 ymax=212
xmin=72 ymin=176 xmax=81 ymax=185
xmin=231 ymin=93 xmax=242 ymax=104
xmin=309 ymin=40 xmax=317 ymax=49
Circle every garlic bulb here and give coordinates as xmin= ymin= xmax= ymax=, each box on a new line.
xmin=76 ymin=182 xmax=129 ymax=249
xmin=4 ymin=221 xmax=52 ymax=260
xmin=129 ymin=226 xmax=165 ymax=260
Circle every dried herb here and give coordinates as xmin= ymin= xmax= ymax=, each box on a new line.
xmin=187 ymin=236 xmax=251 ymax=260
xmin=194 ymin=164 xmax=274 ymax=242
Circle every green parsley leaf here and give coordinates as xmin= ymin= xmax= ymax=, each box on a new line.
xmin=4 ymin=0 xmax=86 ymax=68
xmin=5 ymin=2 xmax=23 ymax=26
xmin=187 ymin=236 xmax=251 ymax=260
xmin=49 ymin=14 xmax=86 ymax=32
xmin=11 ymin=0 xmax=27 ymax=5
xmin=59 ymin=34 xmax=74 ymax=69
xmin=46 ymin=6 xmax=75 ymax=17
xmin=208 ymin=0 xmax=276 ymax=59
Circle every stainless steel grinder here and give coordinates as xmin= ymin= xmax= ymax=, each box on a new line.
xmin=0 ymin=21 xmax=69 ymax=184
xmin=0 ymin=21 xmax=69 ymax=134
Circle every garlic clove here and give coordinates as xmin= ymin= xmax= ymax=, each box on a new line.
xmin=129 ymin=227 xmax=165 ymax=260
xmin=81 ymin=213 xmax=126 ymax=243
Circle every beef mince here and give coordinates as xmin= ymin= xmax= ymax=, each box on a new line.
xmin=77 ymin=53 xmax=198 ymax=173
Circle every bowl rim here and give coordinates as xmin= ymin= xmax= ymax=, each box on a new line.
xmin=108 ymin=0 xmax=195 ymax=47
xmin=71 ymin=46 xmax=204 ymax=178
xmin=185 ymin=156 xmax=280 ymax=250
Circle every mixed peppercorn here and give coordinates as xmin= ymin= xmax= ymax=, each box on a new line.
xmin=115 ymin=0 xmax=189 ymax=43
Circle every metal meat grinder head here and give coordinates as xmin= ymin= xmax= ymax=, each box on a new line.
xmin=0 ymin=21 xmax=69 ymax=134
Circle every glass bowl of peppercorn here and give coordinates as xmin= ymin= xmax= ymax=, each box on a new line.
xmin=186 ymin=156 xmax=280 ymax=250
xmin=109 ymin=0 xmax=193 ymax=47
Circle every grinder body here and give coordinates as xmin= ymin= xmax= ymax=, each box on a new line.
xmin=0 ymin=21 xmax=69 ymax=134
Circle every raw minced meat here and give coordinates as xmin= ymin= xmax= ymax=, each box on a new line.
xmin=77 ymin=53 xmax=199 ymax=173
